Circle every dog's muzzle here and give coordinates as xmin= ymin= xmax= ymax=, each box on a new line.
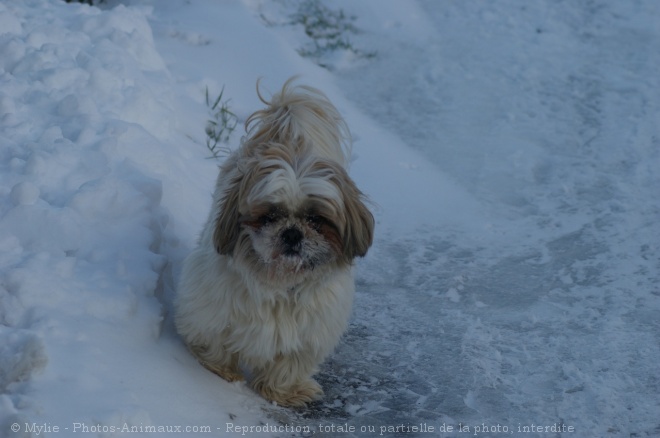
xmin=281 ymin=227 xmax=304 ymax=255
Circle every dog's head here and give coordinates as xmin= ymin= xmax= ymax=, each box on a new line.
xmin=211 ymin=80 xmax=373 ymax=286
xmin=214 ymin=143 xmax=374 ymax=285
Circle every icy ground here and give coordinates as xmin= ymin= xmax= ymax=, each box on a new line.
xmin=1 ymin=0 xmax=659 ymax=437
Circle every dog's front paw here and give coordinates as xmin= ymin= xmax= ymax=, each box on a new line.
xmin=189 ymin=345 xmax=244 ymax=382
xmin=205 ymin=363 xmax=245 ymax=382
xmin=255 ymin=379 xmax=323 ymax=407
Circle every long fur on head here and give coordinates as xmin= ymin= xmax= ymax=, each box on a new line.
xmin=213 ymin=78 xmax=372 ymax=259
xmin=244 ymin=77 xmax=352 ymax=166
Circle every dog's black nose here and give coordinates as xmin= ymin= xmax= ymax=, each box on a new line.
xmin=281 ymin=227 xmax=303 ymax=250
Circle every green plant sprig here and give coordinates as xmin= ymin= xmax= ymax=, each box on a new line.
xmin=204 ymin=86 xmax=238 ymax=159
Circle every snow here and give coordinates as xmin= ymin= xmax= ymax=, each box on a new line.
xmin=1 ymin=0 xmax=658 ymax=437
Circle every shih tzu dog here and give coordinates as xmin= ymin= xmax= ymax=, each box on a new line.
xmin=175 ymin=78 xmax=374 ymax=407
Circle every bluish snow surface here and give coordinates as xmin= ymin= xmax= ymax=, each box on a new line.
xmin=260 ymin=1 xmax=660 ymax=436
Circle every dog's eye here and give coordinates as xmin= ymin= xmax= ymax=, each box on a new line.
xmin=259 ymin=213 xmax=278 ymax=225
xmin=306 ymin=215 xmax=325 ymax=229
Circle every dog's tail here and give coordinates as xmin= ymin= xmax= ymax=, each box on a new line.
xmin=245 ymin=77 xmax=351 ymax=167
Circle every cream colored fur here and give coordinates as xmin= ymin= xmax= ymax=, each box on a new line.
xmin=175 ymin=78 xmax=373 ymax=407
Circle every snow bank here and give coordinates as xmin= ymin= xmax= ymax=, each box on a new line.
xmin=0 ymin=0 xmax=269 ymax=435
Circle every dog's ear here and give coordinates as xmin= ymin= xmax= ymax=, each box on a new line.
xmin=341 ymin=178 xmax=375 ymax=261
xmin=213 ymin=177 xmax=242 ymax=255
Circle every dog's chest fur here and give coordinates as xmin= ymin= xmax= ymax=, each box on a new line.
xmin=223 ymin=265 xmax=355 ymax=364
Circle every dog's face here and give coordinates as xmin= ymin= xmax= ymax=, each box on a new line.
xmin=214 ymin=144 xmax=373 ymax=286
xmin=241 ymin=199 xmax=341 ymax=278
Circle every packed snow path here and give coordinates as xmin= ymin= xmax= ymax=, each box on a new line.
xmin=279 ymin=1 xmax=660 ymax=436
